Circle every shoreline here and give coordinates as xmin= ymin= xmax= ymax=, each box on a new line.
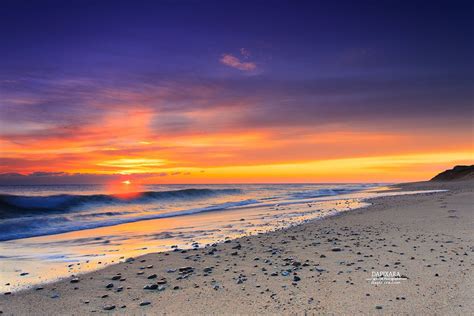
xmin=0 ymin=185 xmax=441 ymax=294
xmin=1 ymin=180 xmax=472 ymax=315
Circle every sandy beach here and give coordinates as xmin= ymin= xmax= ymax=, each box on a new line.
xmin=2 ymin=0 xmax=472 ymax=314
xmin=0 ymin=180 xmax=472 ymax=315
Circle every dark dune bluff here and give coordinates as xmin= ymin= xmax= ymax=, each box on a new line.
xmin=431 ymin=165 xmax=474 ymax=181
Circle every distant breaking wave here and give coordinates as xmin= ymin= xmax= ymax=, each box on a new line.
xmin=288 ymin=186 xmax=374 ymax=200
xmin=0 ymin=188 xmax=241 ymax=218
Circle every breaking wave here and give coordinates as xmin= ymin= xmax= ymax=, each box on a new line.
xmin=0 ymin=188 xmax=241 ymax=218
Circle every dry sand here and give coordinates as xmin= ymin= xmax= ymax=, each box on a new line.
xmin=1 ymin=180 xmax=472 ymax=315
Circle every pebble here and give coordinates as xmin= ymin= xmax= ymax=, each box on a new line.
xmin=103 ymin=305 xmax=115 ymax=311
xmin=144 ymin=284 xmax=158 ymax=290
xmin=157 ymin=278 xmax=167 ymax=285
xmin=178 ymin=266 xmax=194 ymax=273
xmin=158 ymin=285 xmax=166 ymax=291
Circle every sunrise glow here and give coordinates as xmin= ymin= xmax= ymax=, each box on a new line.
xmin=0 ymin=1 xmax=472 ymax=185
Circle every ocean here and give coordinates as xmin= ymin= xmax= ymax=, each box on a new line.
xmin=1 ymin=183 xmax=435 ymax=292
xmin=0 ymin=183 xmax=378 ymax=241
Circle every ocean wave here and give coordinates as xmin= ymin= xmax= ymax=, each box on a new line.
xmin=0 ymin=184 xmax=379 ymax=241
xmin=0 ymin=198 xmax=259 ymax=241
xmin=0 ymin=188 xmax=241 ymax=218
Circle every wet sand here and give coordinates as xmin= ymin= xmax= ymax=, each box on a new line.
xmin=0 ymin=180 xmax=472 ymax=315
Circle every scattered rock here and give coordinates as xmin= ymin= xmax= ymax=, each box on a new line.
xmin=158 ymin=285 xmax=166 ymax=291
xmin=178 ymin=266 xmax=194 ymax=273
xmin=157 ymin=278 xmax=167 ymax=285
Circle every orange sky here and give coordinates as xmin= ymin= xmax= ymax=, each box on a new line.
xmin=1 ymin=102 xmax=472 ymax=183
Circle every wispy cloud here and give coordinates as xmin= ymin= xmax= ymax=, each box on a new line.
xmin=220 ymin=54 xmax=256 ymax=71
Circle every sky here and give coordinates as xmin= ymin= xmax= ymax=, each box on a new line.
xmin=0 ymin=0 xmax=473 ymax=184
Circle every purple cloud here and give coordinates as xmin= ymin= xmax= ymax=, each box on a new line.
xmin=220 ymin=54 xmax=256 ymax=71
